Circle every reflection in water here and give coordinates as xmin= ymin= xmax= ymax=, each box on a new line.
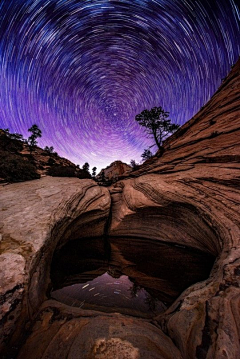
xmin=50 ymin=237 xmax=215 ymax=316
xmin=51 ymin=272 xmax=165 ymax=315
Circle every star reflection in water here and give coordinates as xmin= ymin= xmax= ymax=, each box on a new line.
xmin=50 ymin=236 xmax=215 ymax=316
xmin=51 ymin=272 xmax=166 ymax=315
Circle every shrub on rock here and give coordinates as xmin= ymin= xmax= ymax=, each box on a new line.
xmin=47 ymin=165 xmax=76 ymax=177
xmin=77 ymin=169 xmax=92 ymax=179
xmin=0 ymin=151 xmax=40 ymax=182
xmin=0 ymin=133 xmax=23 ymax=153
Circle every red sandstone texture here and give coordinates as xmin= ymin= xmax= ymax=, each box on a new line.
xmin=97 ymin=160 xmax=132 ymax=181
xmin=0 ymin=178 xmax=111 ymax=356
xmin=0 ymin=59 xmax=239 ymax=358
xmin=109 ymin=59 xmax=240 ymax=358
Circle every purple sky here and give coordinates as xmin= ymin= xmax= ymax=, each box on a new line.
xmin=0 ymin=0 xmax=239 ymax=171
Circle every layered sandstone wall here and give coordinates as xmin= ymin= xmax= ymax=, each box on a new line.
xmin=108 ymin=59 xmax=240 ymax=358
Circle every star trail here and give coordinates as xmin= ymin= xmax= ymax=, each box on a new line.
xmin=0 ymin=0 xmax=239 ymax=169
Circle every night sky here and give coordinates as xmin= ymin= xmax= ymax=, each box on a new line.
xmin=0 ymin=0 xmax=239 ymax=170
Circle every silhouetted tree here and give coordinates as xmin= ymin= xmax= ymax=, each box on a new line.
xmin=44 ymin=146 xmax=54 ymax=154
xmin=4 ymin=129 xmax=24 ymax=141
xmin=135 ymin=106 xmax=179 ymax=150
xmin=77 ymin=169 xmax=91 ymax=179
xmin=28 ymin=124 xmax=42 ymax=148
xmin=129 ymin=282 xmax=141 ymax=298
xmin=9 ymin=133 xmax=23 ymax=140
xmin=82 ymin=162 xmax=90 ymax=173
xmin=100 ymin=171 xmax=106 ymax=183
xmin=141 ymin=149 xmax=152 ymax=161
xmin=130 ymin=159 xmax=139 ymax=170
xmin=92 ymin=166 xmax=97 ymax=177
xmin=47 ymin=165 xmax=76 ymax=177
xmin=130 ymin=159 xmax=136 ymax=168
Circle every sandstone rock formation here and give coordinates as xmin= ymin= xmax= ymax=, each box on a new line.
xmin=17 ymin=301 xmax=182 ymax=359
xmin=0 ymin=59 xmax=239 ymax=359
xmin=97 ymin=160 xmax=132 ymax=182
xmin=0 ymin=177 xmax=111 ymax=355
xmin=109 ymin=58 xmax=240 ymax=358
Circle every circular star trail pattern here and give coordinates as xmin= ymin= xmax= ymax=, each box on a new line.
xmin=0 ymin=0 xmax=239 ymax=169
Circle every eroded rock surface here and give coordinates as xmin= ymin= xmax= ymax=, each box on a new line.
xmin=108 ymin=59 xmax=240 ymax=358
xmin=1 ymin=60 xmax=239 ymax=358
xmin=0 ymin=177 xmax=111 ymax=354
xmin=17 ymin=301 xmax=182 ymax=359
xmin=97 ymin=160 xmax=132 ymax=182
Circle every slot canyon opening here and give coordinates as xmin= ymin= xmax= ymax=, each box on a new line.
xmin=50 ymin=237 xmax=216 ymax=317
